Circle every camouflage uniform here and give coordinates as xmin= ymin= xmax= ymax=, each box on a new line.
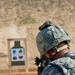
xmin=36 ymin=21 xmax=75 ymax=75
xmin=40 ymin=51 xmax=75 ymax=75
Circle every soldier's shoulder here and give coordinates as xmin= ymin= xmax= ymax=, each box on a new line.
xmin=40 ymin=64 xmax=63 ymax=75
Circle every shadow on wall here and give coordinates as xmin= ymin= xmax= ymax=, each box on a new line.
xmin=0 ymin=53 xmax=8 ymax=57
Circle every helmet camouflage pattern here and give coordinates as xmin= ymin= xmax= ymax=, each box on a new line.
xmin=36 ymin=21 xmax=70 ymax=56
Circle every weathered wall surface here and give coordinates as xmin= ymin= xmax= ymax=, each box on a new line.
xmin=0 ymin=0 xmax=75 ymax=68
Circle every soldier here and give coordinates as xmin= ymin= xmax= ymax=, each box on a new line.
xmin=36 ymin=21 xmax=75 ymax=75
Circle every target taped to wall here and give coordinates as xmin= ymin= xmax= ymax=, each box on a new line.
xmin=11 ymin=48 xmax=25 ymax=66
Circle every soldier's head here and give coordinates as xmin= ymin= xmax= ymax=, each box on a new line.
xmin=36 ymin=21 xmax=70 ymax=61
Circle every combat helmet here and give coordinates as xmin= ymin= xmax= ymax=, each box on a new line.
xmin=36 ymin=21 xmax=71 ymax=56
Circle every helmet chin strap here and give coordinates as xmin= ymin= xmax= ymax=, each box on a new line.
xmin=57 ymin=45 xmax=68 ymax=52
xmin=49 ymin=45 xmax=68 ymax=61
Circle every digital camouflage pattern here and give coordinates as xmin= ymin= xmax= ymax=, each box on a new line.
xmin=40 ymin=51 xmax=75 ymax=75
xmin=36 ymin=25 xmax=70 ymax=56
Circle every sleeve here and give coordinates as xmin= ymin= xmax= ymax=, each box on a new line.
xmin=40 ymin=65 xmax=64 ymax=75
